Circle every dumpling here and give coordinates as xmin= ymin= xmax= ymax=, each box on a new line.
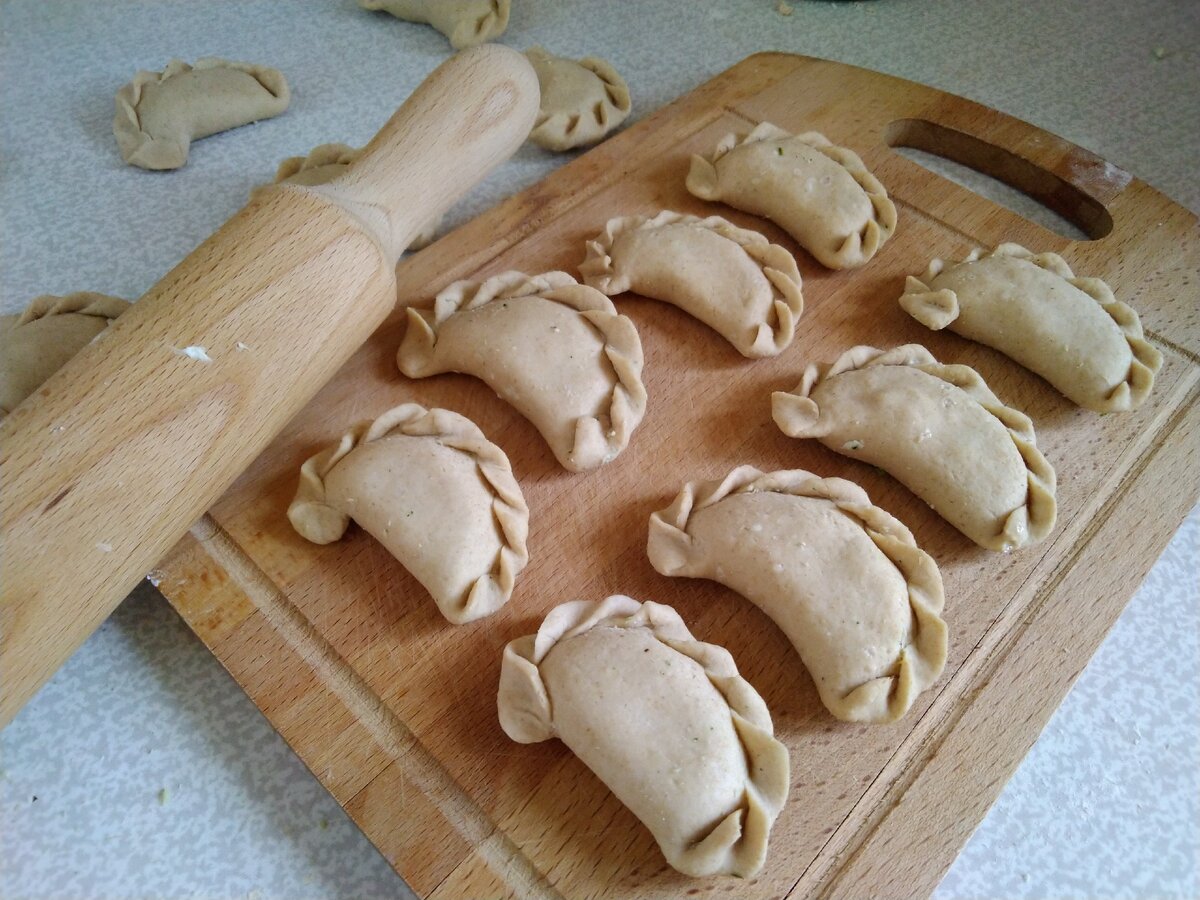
xmin=648 ymin=466 xmax=947 ymax=723
xmin=288 ymin=403 xmax=528 ymax=624
xmin=114 ymin=58 xmax=289 ymax=170
xmin=0 ymin=292 xmax=130 ymax=419
xmin=526 ymin=47 xmax=631 ymax=151
xmin=899 ymin=243 xmax=1162 ymax=412
xmin=397 ymin=271 xmax=647 ymax=472
xmin=686 ymin=122 xmax=896 ymax=269
xmin=270 ymin=143 xmax=441 ymax=249
xmin=498 ymin=595 xmax=789 ymax=878
xmin=358 ymin=0 xmax=510 ymax=49
xmin=580 ymin=210 xmax=804 ymax=358
xmin=772 ymin=345 xmax=1056 ymax=552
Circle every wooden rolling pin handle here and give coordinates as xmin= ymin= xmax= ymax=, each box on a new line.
xmin=0 ymin=45 xmax=540 ymax=728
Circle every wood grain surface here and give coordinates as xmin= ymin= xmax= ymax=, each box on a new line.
xmin=155 ymin=54 xmax=1200 ymax=899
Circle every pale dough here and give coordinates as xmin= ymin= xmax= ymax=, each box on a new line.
xmin=288 ymin=403 xmax=528 ymax=624
xmin=397 ymin=271 xmax=647 ymax=472
xmin=648 ymin=466 xmax=947 ymax=723
xmin=687 ymin=122 xmax=896 ymax=269
xmin=358 ymin=0 xmax=510 ymax=49
xmin=580 ymin=210 xmax=804 ymax=357
xmin=0 ymin=292 xmax=129 ymax=419
xmin=899 ymin=243 xmax=1162 ymax=412
xmin=498 ymin=595 xmax=790 ymax=878
xmin=526 ymin=47 xmax=631 ymax=151
xmin=114 ymin=58 xmax=289 ymax=170
xmin=772 ymin=345 xmax=1057 ymax=552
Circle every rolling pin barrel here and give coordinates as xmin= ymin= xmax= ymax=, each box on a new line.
xmin=0 ymin=45 xmax=540 ymax=727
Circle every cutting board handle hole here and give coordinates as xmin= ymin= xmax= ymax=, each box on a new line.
xmin=884 ymin=119 xmax=1112 ymax=241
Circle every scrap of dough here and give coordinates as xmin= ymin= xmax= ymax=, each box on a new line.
xmin=0 ymin=292 xmax=130 ymax=419
xmin=526 ymin=47 xmax=631 ymax=151
xmin=113 ymin=58 xmax=289 ymax=170
xmin=498 ymin=595 xmax=790 ymax=877
xmin=648 ymin=466 xmax=947 ymax=723
xmin=687 ymin=122 xmax=896 ymax=269
xmin=359 ymin=0 xmax=510 ymax=49
xmin=772 ymin=344 xmax=1057 ymax=552
xmin=288 ymin=403 xmax=528 ymax=624
xmin=270 ymin=143 xmax=441 ymax=250
xmin=397 ymin=271 xmax=647 ymax=472
xmin=580 ymin=210 xmax=803 ymax=357
xmin=899 ymin=243 xmax=1162 ymax=412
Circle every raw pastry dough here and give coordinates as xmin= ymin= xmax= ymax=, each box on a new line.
xmin=358 ymin=0 xmax=510 ymax=49
xmin=271 ymin=143 xmax=441 ymax=249
xmin=0 ymin=293 xmax=129 ymax=419
xmin=498 ymin=595 xmax=789 ymax=878
xmin=648 ymin=466 xmax=946 ymax=723
xmin=526 ymin=47 xmax=631 ymax=152
xmin=288 ymin=403 xmax=528 ymax=624
xmin=114 ymin=58 xmax=290 ymax=170
xmin=899 ymin=243 xmax=1162 ymax=412
xmin=580 ymin=211 xmax=804 ymax=358
xmin=686 ymin=123 xmax=896 ymax=269
xmin=397 ymin=271 xmax=647 ymax=472
xmin=772 ymin=345 xmax=1056 ymax=552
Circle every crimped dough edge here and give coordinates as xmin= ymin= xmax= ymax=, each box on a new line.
xmin=287 ymin=402 xmax=529 ymax=624
xmin=685 ymin=122 xmax=898 ymax=269
xmin=113 ymin=57 xmax=290 ymax=169
xmin=648 ymin=465 xmax=947 ymax=724
xmin=397 ymin=271 xmax=647 ymax=471
xmin=497 ymin=594 xmax=790 ymax=878
xmin=16 ymin=292 xmax=130 ymax=326
xmin=360 ymin=0 xmax=511 ymax=49
xmin=899 ymin=242 xmax=1163 ymax=412
xmin=526 ymin=47 xmax=632 ymax=151
xmin=273 ymin=142 xmax=361 ymax=182
xmin=771 ymin=344 xmax=1057 ymax=551
xmin=579 ymin=209 xmax=804 ymax=357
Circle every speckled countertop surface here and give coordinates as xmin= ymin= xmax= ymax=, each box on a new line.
xmin=1 ymin=1 xmax=1197 ymax=897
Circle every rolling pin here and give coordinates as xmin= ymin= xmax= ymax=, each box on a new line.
xmin=0 ymin=45 xmax=540 ymax=727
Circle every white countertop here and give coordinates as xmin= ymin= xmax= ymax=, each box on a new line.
xmin=2 ymin=1 xmax=1197 ymax=897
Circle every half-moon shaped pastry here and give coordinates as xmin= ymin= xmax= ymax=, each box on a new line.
xmin=0 ymin=292 xmax=130 ymax=419
xmin=288 ymin=403 xmax=528 ymax=624
xmin=648 ymin=466 xmax=947 ymax=723
xmin=899 ymin=243 xmax=1162 ymax=412
xmin=498 ymin=595 xmax=789 ymax=878
xmin=686 ymin=123 xmax=896 ymax=269
xmin=358 ymin=0 xmax=510 ymax=49
xmin=270 ymin=143 xmax=441 ymax=249
xmin=580 ymin=211 xmax=804 ymax=358
xmin=526 ymin=47 xmax=631 ymax=152
xmin=114 ymin=58 xmax=290 ymax=170
xmin=772 ymin=345 xmax=1056 ymax=552
xmin=397 ymin=271 xmax=647 ymax=472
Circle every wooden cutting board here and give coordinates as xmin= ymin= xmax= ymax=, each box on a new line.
xmin=154 ymin=54 xmax=1200 ymax=899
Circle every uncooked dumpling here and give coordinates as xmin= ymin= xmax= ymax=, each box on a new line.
xmin=899 ymin=243 xmax=1162 ymax=412
xmin=648 ymin=466 xmax=947 ymax=723
xmin=687 ymin=123 xmax=896 ymax=269
xmin=0 ymin=292 xmax=130 ymax=419
xmin=114 ymin=58 xmax=289 ymax=170
xmin=772 ymin=345 xmax=1056 ymax=552
xmin=288 ymin=403 xmax=528 ymax=624
xmin=359 ymin=0 xmax=510 ymax=49
xmin=580 ymin=210 xmax=804 ymax=357
xmin=526 ymin=47 xmax=631 ymax=151
xmin=270 ymin=143 xmax=441 ymax=249
xmin=498 ymin=595 xmax=790 ymax=878
xmin=397 ymin=271 xmax=647 ymax=472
